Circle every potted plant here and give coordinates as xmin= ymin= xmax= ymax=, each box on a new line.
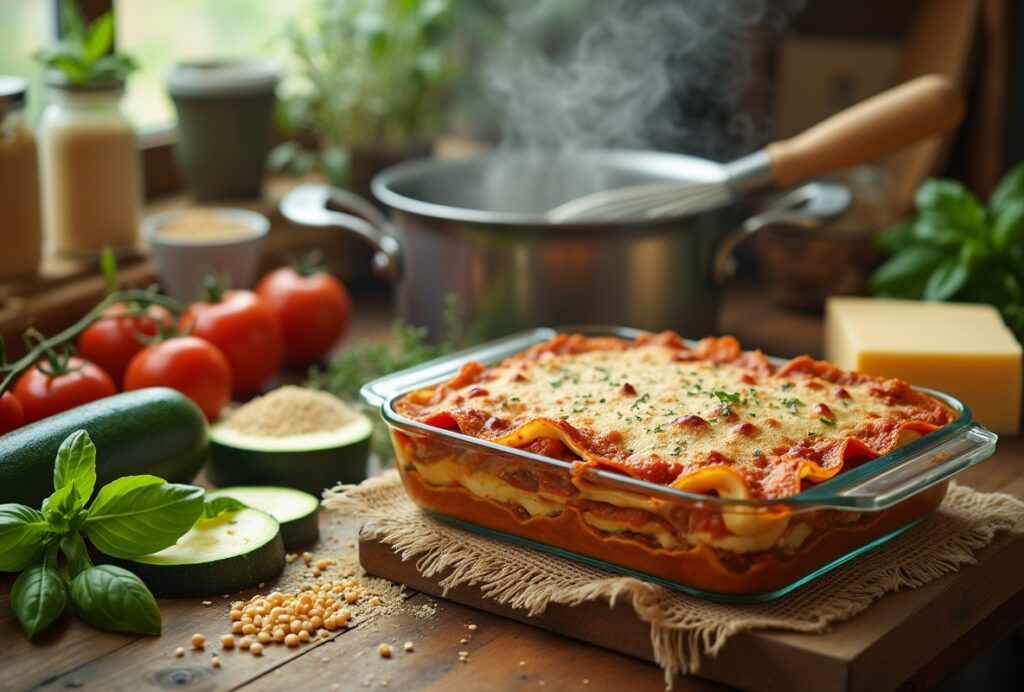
xmin=270 ymin=0 xmax=459 ymax=200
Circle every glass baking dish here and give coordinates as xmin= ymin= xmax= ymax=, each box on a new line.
xmin=361 ymin=327 xmax=998 ymax=602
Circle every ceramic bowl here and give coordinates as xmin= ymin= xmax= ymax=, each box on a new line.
xmin=142 ymin=207 xmax=269 ymax=300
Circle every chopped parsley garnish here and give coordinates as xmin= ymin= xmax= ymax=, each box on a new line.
xmin=819 ymin=416 xmax=836 ymax=426
xmin=630 ymin=393 xmax=651 ymax=410
xmin=781 ymin=397 xmax=804 ymax=414
xmin=781 ymin=382 xmax=795 ymax=390
xmin=753 ymin=449 xmax=762 ymax=457
xmin=573 ymin=406 xmax=589 ymax=413
xmin=672 ymin=446 xmax=682 ymax=456
xmin=510 ymin=397 xmax=520 ymax=402
xmin=549 ymin=378 xmax=564 ymax=389
xmin=712 ymin=390 xmax=742 ymax=404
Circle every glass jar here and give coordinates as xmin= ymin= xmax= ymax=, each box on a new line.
xmin=38 ymin=77 xmax=140 ymax=256
xmin=0 ymin=76 xmax=42 ymax=278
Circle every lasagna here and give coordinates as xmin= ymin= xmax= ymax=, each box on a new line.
xmin=390 ymin=332 xmax=957 ymax=594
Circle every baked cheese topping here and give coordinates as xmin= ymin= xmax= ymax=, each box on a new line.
xmin=396 ymin=333 xmax=955 ymax=501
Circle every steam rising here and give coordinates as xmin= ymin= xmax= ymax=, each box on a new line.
xmin=483 ymin=0 xmax=805 ymax=161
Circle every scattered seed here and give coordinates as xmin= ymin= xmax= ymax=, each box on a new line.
xmin=211 ymin=656 xmax=221 ymax=668
xmin=250 ymin=642 xmax=264 ymax=656
xmin=202 ymin=600 xmax=213 ymax=607
xmin=191 ymin=633 xmax=206 ymax=650
xmin=220 ymin=634 xmax=235 ymax=649
xmin=378 ymin=644 xmax=392 ymax=658
xmin=467 ymin=624 xmax=478 ymax=632
xmin=403 ymin=641 xmax=414 ymax=653
xmin=174 ymin=647 xmax=185 ymax=658
xmin=286 ymin=553 xmax=298 ymax=564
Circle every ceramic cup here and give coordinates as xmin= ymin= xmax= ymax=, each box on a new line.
xmin=166 ymin=60 xmax=278 ymax=201
xmin=142 ymin=207 xmax=269 ymax=301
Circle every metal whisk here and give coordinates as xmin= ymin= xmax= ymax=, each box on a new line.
xmin=547 ymin=75 xmax=963 ymax=224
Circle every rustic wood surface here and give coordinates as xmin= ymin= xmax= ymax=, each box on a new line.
xmin=2 ymin=280 xmax=1022 ymax=691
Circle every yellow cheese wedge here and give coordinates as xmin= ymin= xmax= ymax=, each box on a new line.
xmin=824 ymin=297 xmax=1022 ymax=435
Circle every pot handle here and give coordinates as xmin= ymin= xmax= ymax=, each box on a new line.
xmin=279 ymin=184 xmax=401 ymax=281
xmin=712 ymin=182 xmax=852 ymax=285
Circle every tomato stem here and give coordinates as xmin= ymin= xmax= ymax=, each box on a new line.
xmin=0 ymin=289 xmax=184 ymax=395
xmin=200 ymin=273 xmax=228 ymax=303
xmin=285 ymin=249 xmax=326 ymax=277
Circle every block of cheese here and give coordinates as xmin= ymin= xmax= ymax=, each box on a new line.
xmin=824 ymin=297 xmax=1022 ymax=435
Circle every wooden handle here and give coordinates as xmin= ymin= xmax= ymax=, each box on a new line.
xmin=766 ymin=74 xmax=964 ymax=187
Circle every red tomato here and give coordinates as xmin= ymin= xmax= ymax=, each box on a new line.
xmin=0 ymin=391 xmax=25 ymax=434
xmin=13 ymin=357 xmax=117 ymax=424
xmin=183 ymin=290 xmax=283 ymax=395
xmin=256 ymin=266 xmax=352 ymax=366
xmin=123 ymin=336 xmax=232 ymax=421
xmin=77 ymin=304 xmax=171 ymax=388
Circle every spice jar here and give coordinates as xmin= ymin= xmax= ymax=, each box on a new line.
xmin=0 ymin=76 xmax=42 ymax=278
xmin=37 ymin=75 xmax=140 ymax=256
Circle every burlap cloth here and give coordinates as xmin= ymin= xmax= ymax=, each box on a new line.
xmin=324 ymin=473 xmax=1024 ymax=687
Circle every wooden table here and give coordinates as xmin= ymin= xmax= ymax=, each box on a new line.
xmin=3 ymin=283 xmax=1022 ymax=691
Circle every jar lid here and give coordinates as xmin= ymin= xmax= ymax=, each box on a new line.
xmin=165 ymin=59 xmax=279 ymax=98
xmin=0 ymin=76 xmax=28 ymax=112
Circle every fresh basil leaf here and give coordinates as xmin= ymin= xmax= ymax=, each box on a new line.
xmin=912 ymin=214 xmax=969 ymax=246
xmin=203 ymin=496 xmax=248 ymax=518
xmin=923 ymin=257 xmax=970 ymax=301
xmin=874 ymin=219 xmax=915 ymax=254
xmin=12 ymin=563 xmax=68 ymax=637
xmin=83 ymin=13 xmax=113 ymax=64
xmin=993 ymin=198 xmax=1024 ymax=252
xmin=990 ymin=161 xmax=1024 ymax=217
xmin=914 ymin=179 xmax=986 ymax=238
xmin=0 ymin=505 xmax=50 ymax=572
xmin=54 ymin=430 xmax=97 ymax=502
xmin=869 ymin=245 xmax=945 ymax=298
xmin=60 ymin=533 xmax=92 ymax=577
xmin=84 ymin=477 xmax=203 ymax=558
xmin=42 ymin=483 xmax=81 ymax=532
xmin=60 ymin=0 xmax=88 ymax=45
xmin=70 ymin=565 xmax=161 ymax=635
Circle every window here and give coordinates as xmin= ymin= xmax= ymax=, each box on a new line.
xmin=0 ymin=0 xmax=315 ymax=130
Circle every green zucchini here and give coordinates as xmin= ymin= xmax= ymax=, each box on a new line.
xmin=207 ymin=486 xmax=319 ymax=549
xmin=113 ymin=508 xmax=285 ymax=597
xmin=207 ymin=412 xmax=372 ymax=495
xmin=0 ymin=388 xmax=208 ymax=507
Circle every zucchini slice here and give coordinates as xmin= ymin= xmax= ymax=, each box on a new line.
xmin=207 ymin=486 xmax=319 ymax=549
xmin=208 ymin=412 xmax=373 ymax=495
xmin=115 ymin=508 xmax=285 ymax=597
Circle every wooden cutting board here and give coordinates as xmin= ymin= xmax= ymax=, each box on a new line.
xmin=359 ymin=519 xmax=1024 ymax=692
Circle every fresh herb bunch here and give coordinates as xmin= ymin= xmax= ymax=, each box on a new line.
xmin=306 ymin=296 xmax=475 ymax=455
xmin=35 ymin=0 xmax=137 ymax=84
xmin=271 ymin=0 xmax=459 ymax=184
xmin=0 ymin=430 xmax=203 ymax=638
xmin=871 ymin=162 xmax=1024 ymax=344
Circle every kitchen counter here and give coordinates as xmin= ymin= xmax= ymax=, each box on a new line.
xmin=2 ymin=282 xmax=1022 ymax=691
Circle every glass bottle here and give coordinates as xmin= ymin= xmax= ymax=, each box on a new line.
xmin=37 ymin=76 xmax=140 ymax=256
xmin=0 ymin=76 xmax=42 ymax=278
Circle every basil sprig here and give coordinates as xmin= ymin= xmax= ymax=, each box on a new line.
xmin=871 ymin=162 xmax=1024 ymax=344
xmin=0 ymin=430 xmax=204 ymax=639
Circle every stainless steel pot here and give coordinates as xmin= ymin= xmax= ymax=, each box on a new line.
xmin=280 ymin=149 xmax=850 ymax=341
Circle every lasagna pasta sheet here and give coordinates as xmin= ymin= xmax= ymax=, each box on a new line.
xmin=395 ymin=332 xmax=955 ymax=503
